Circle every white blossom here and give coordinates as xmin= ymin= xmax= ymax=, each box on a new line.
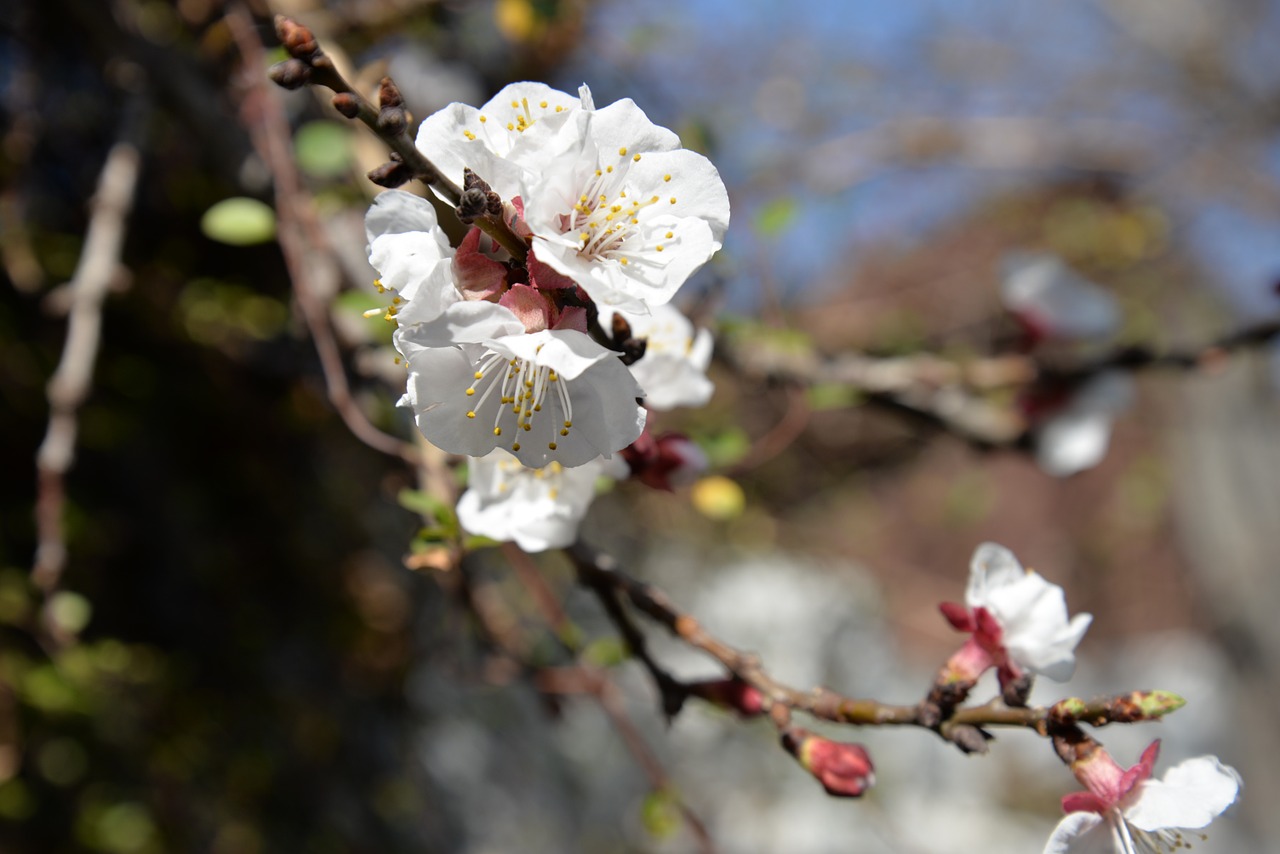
xmin=1045 ymin=741 xmax=1241 ymax=854
xmin=395 ymin=301 xmax=645 ymax=469
xmin=417 ymin=83 xmax=730 ymax=312
xmin=962 ymin=542 xmax=1092 ymax=682
xmin=456 ymin=449 xmax=622 ymax=552
xmin=610 ymin=303 xmax=714 ymax=410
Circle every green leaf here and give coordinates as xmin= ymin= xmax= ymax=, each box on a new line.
xmin=699 ymin=429 xmax=750 ymax=468
xmin=640 ymin=788 xmax=683 ymax=839
xmin=46 ymin=591 xmax=92 ymax=635
xmin=200 ymin=198 xmax=277 ymax=246
xmin=753 ymin=197 xmax=798 ymax=237
xmin=582 ymin=636 xmax=629 ymax=667
xmin=294 ymin=121 xmax=353 ymax=179
xmin=397 ymin=488 xmax=451 ymax=522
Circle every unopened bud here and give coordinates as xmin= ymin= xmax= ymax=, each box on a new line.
xmin=946 ymin=724 xmax=990 ymax=754
xmin=268 ymin=59 xmax=312 ymax=90
xmin=367 ymin=158 xmax=411 ymax=188
xmin=782 ymin=729 xmax=875 ymax=798
xmin=455 ymin=188 xmax=491 ymax=224
xmin=1049 ymin=697 xmax=1089 ymax=726
xmin=377 ymin=105 xmax=408 ymax=136
xmin=274 ymin=15 xmax=318 ymax=59
xmin=687 ymin=677 xmax=765 ymax=717
xmin=331 ymin=93 xmax=360 ymax=119
xmin=378 ymin=76 xmax=404 ymax=110
xmin=1124 ymin=690 xmax=1186 ymax=721
xmin=1000 ymin=670 xmax=1033 ymax=707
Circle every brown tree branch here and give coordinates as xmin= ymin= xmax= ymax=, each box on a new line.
xmin=224 ymin=3 xmax=418 ymax=465
xmin=33 ymin=96 xmax=147 ymax=604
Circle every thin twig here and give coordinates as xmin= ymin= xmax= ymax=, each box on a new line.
xmin=33 ymin=96 xmax=146 ymax=602
xmin=225 ymin=3 xmax=418 ymax=465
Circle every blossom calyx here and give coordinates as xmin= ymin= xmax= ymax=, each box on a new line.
xmin=781 ymin=728 xmax=875 ymax=798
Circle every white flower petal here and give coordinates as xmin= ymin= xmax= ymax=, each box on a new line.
xmin=490 ymin=329 xmax=610 ymax=380
xmin=1001 ymin=253 xmax=1121 ymax=340
xmin=1042 ymin=812 xmax=1111 ymax=854
xmin=965 ymin=542 xmax=1026 ymax=607
xmin=415 ymin=82 xmax=582 ymax=197
xmin=1125 ymin=756 xmax=1242 ymax=832
xmin=365 ymin=189 xmax=445 ymax=243
xmin=395 ymin=301 xmax=524 ymax=350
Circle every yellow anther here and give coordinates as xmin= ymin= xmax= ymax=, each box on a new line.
xmin=620 ymin=258 xmax=629 ymax=265
xmin=512 ymin=442 xmax=521 ymax=451
xmin=619 ymin=147 xmax=628 ymax=156
xmin=464 ymin=130 xmax=476 ymax=140
xmin=466 ymin=388 xmax=476 ymax=396
xmin=633 ymin=154 xmax=641 ymax=162
xmin=606 ymin=165 xmax=614 ymax=173
xmin=507 ymin=123 xmax=514 ymax=131
xmin=669 ymin=197 xmax=677 ymax=204
xmin=466 ymin=411 xmax=476 ymax=418
xmin=479 ymin=115 xmax=487 ymax=122
xmin=522 ymin=423 xmax=531 ymax=431
xmin=656 ymin=245 xmax=665 ymax=252
xmin=474 ymin=371 xmax=484 ymax=379
xmin=392 ymin=296 xmax=402 ymax=305
xmin=560 ymin=428 xmax=569 ymax=436
xmin=663 ymin=174 xmax=672 ymax=182
xmin=548 ymin=442 xmax=558 ymax=450
xmin=595 ymin=169 xmax=602 ymax=177
xmin=494 ymin=427 xmax=503 ymax=436
xmin=665 ymin=231 xmax=674 ymax=239
xmin=555 ymin=105 xmax=564 ymax=112
xmin=511 ymin=100 xmax=519 ymax=107
xmin=539 ymin=100 xmax=548 ymax=108
xmin=650 ymin=195 xmax=660 ymax=203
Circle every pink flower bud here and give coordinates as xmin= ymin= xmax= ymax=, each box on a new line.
xmin=782 ymin=729 xmax=875 ymax=798
xmin=452 ymin=227 xmax=508 ymax=301
xmin=621 ymin=430 xmax=708 ymax=491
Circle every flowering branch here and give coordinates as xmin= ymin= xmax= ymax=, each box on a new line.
xmin=567 ymin=542 xmax=1182 ymax=752
xmin=269 ymin=15 xmax=529 ymax=262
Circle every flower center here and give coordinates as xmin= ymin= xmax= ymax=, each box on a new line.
xmin=464 ymin=347 xmax=574 ymax=454
xmin=562 ymin=146 xmax=680 ymax=267
xmin=1110 ymin=813 xmax=1205 ymax=854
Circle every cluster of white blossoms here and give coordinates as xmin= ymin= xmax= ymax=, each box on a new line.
xmin=937 ymin=544 xmax=1241 ymax=853
xmin=366 ymin=83 xmax=728 ymax=550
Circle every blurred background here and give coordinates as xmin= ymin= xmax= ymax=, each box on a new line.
xmin=3 ymin=0 xmax=1279 ymax=851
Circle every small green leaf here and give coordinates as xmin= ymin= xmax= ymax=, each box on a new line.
xmin=582 ymin=636 xmax=629 ymax=668
xmin=754 ymin=197 xmax=798 ymax=236
xmin=699 ymin=429 xmax=750 ymax=468
xmin=295 ymin=121 xmax=353 ymax=179
xmin=640 ymin=788 xmax=683 ymax=839
xmin=397 ymin=488 xmax=451 ymax=522
xmin=200 ymin=198 xmax=277 ymax=246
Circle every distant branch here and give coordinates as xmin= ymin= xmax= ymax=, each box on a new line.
xmin=33 ymin=96 xmax=146 ymax=608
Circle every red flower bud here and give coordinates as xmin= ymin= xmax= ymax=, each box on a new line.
xmin=782 ymin=729 xmax=875 ymax=798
